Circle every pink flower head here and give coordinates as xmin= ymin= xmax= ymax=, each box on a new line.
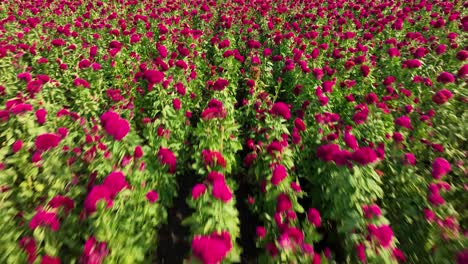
xmin=35 ymin=133 xmax=61 ymax=151
xmin=158 ymin=147 xmax=177 ymax=173
xmin=352 ymin=147 xmax=377 ymax=165
xmin=362 ymin=204 xmax=382 ymax=219
xmin=48 ymin=195 xmax=75 ymax=213
xmin=100 ymin=111 xmax=130 ymax=141
xmin=432 ymin=89 xmax=453 ymax=105
xmin=307 ymin=208 xmax=321 ymax=227
xmin=402 ymin=153 xmax=416 ymax=166
xmin=143 ymin=70 xmax=164 ymax=84
xmin=146 ymin=190 xmax=159 ymax=203
xmin=192 ymin=231 xmax=232 ymax=264
xmin=432 ymin=157 xmax=451 ymax=179
xmin=436 ymin=72 xmax=455 ymax=84
xmin=202 ymin=150 xmax=226 ymax=168
xmin=81 ymin=237 xmax=109 ymax=264
xmin=19 ymin=236 xmax=37 ymax=263
xmin=35 ymin=108 xmax=47 ymax=124
xmin=201 ymin=99 xmax=227 ymax=120
xmin=270 ymin=102 xmax=291 ymax=119
xmin=12 ymin=140 xmax=23 ymax=153
xmin=356 ymin=243 xmax=366 ymax=263
xmin=344 ymin=132 xmax=359 ymax=150
xmin=29 ymin=210 xmax=60 ymax=231
xmin=368 ymin=224 xmax=394 ymax=248
xmin=212 ymin=179 xmax=233 ymax=203
xmin=395 ymin=116 xmax=412 ymax=129
xmin=256 ymin=226 xmax=266 ymax=238
xmin=192 ymin=184 xmax=207 ymax=199
xmin=212 ymin=78 xmax=229 ymax=91
xmin=317 ymin=144 xmax=340 ymax=162
xmin=134 ymin=145 xmax=143 ymax=158
xmin=271 ymin=164 xmax=288 ymax=186
xmin=84 ymin=185 xmax=113 ymax=214
xmin=276 ymin=193 xmax=292 ymax=212
xmin=10 ymin=103 xmax=33 ymax=115
xmin=103 ymin=171 xmax=129 ymax=198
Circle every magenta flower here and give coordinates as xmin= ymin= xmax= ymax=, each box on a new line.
xmin=81 ymin=237 xmax=109 ymax=264
xmin=48 ymin=195 xmax=75 ymax=213
xmin=146 ymin=190 xmax=159 ymax=203
xmin=192 ymin=184 xmax=207 ymax=200
xmin=192 ymin=231 xmax=232 ymax=264
xmin=352 ymin=147 xmax=378 ymax=165
xmin=307 ymin=208 xmax=321 ymax=227
xmin=35 ymin=108 xmax=47 ymax=125
xmin=368 ymin=224 xmax=394 ymax=248
xmin=256 ymin=226 xmax=266 ymax=238
xmin=143 ymin=70 xmax=164 ymax=84
xmin=100 ymin=111 xmax=130 ymax=141
xmin=344 ymin=132 xmax=359 ymax=150
xmin=432 ymin=89 xmax=453 ymax=105
xmin=84 ymin=185 xmax=113 ymax=214
xmin=271 ymin=164 xmax=288 ymax=186
xmin=158 ymin=147 xmax=177 ymax=173
xmin=29 ymin=210 xmax=60 ymax=231
xmin=270 ymin=102 xmax=291 ymax=119
xmin=212 ymin=179 xmax=233 ymax=203
xmin=202 ymin=150 xmax=226 ymax=168
xmin=12 ymin=140 xmax=23 ymax=153
xmin=276 ymin=193 xmax=292 ymax=212
xmin=436 ymin=72 xmax=455 ymax=84
xmin=35 ymin=133 xmax=61 ymax=151
xmin=102 ymin=171 xmax=129 ymax=198
xmin=432 ymin=157 xmax=451 ymax=179
xmin=19 ymin=237 xmax=37 ymax=263
xmin=355 ymin=243 xmax=366 ymax=263
xmin=402 ymin=153 xmax=416 ymax=166
xmin=395 ymin=116 xmax=412 ymax=129
xmin=134 ymin=145 xmax=143 ymax=158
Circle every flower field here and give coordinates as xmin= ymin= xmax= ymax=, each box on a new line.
xmin=0 ymin=0 xmax=467 ymax=263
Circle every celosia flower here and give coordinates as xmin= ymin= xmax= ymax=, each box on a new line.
xmin=270 ymin=102 xmax=291 ymax=119
xmin=276 ymin=193 xmax=292 ymax=212
xmin=344 ymin=132 xmax=359 ymax=150
xmin=35 ymin=108 xmax=47 ymax=124
xmin=256 ymin=226 xmax=266 ymax=238
xmin=356 ymin=244 xmax=366 ymax=263
xmin=103 ymin=171 xmax=129 ymax=198
xmin=19 ymin=237 xmax=37 ymax=263
xmin=84 ymin=185 xmax=113 ymax=214
xmin=395 ymin=116 xmax=412 ymax=129
xmin=100 ymin=111 xmax=130 ymax=141
xmin=352 ymin=147 xmax=378 ymax=165
xmin=432 ymin=157 xmax=451 ymax=179
xmin=134 ymin=145 xmax=143 ymax=158
xmin=368 ymin=224 xmax=393 ymax=248
xmin=271 ymin=164 xmax=287 ymax=186
xmin=307 ymin=208 xmax=321 ymax=227
xmin=35 ymin=133 xmax=61 ymax=151
xmin=192 ymin=184 xmax=207 ymax=199
xmin=29 ymin=210 xmax=60 ymax=231
xmin=192 ymin=231 xmax=232 ymax=264
xmin=432 ymin=89 xmax=453 ymax=105
xmin=48 ymin=195 xmax=74 ymax=213
xmin=436 ymin=72 xmax=455 ymax=83
xmin=212 ymin=179 xmax=233 ymax=203
xmin=202 ymin=150 xmax=226 ymax=168
xmin=158 ymin=147 xmax=177 ymax=173
xmin=12 ymin=140 xmax=23 ymax=153
xmin=80 ymin=237 xmax=109 ymax=264
xmin=146 ymin=190 xmax=158 ymax=203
